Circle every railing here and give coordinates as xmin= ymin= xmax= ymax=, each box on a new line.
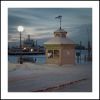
xmin=8 ymin=51 xmax=45 ymax=55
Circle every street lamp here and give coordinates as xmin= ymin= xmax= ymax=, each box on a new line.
xmin=17 ymin=25 xmax=24 ymax=64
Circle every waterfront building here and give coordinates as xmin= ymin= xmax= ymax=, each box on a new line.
xmin=44 ymin=16 xmax=75 ymax=65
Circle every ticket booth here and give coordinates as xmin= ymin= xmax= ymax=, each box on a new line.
xmin=44 ymin=28 xmax=75 ymax=65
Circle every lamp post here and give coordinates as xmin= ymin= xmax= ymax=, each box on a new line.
xmin=17 ymin=26 xmax=24 ymax=64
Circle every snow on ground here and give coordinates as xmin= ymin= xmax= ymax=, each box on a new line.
xmin=8 ymin=62 xmax=92 ymax=92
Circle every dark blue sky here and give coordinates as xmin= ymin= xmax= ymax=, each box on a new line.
xmin=8 ymin=8 xmax=92 ymax=47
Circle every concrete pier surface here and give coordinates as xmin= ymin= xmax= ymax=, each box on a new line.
xmin=8 ymin=62 xmax=92 ymax=92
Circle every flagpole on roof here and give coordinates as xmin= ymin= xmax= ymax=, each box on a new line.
xmin=60 ymin=17 xmax=61 ymax=29
xmin=55 ymin=15 xmax=62 ymax=29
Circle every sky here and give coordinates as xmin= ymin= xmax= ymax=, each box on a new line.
xmin=8 ymin=8 xmax=92 ymax=47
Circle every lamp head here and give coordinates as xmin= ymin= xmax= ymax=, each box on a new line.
xmin=17 ymin=26 xmax=24 ymax=32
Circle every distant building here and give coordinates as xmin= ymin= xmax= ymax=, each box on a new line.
xmin=22 ymin=35 xmax=45 ymax=53
xmin=23 ymin=35 xmax=35 ymax=48
xmin=44 ymin=27 xmax=75 ymax=65
xmin=22 ymin=35 xmax=34 ymax=52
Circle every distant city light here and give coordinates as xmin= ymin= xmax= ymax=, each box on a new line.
xmin=23 ymin=47 xmax=26 ymax=50
xmin=30 ymin=49 xmax=33 ymax=52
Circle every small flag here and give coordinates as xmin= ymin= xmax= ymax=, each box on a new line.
xmin=55 ymin=15 xmax=62 ymax=19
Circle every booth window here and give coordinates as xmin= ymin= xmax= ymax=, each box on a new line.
xmin=47 ymin=50 xmax=53 ymax=58
xmin=54 ymin=50 xmax=59 ymax=57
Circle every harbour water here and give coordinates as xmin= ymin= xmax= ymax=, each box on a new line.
xmin=8 ymin=55 xmax=46 ymax=64
xmin=8 ymin=50 xmax=91 ymax=64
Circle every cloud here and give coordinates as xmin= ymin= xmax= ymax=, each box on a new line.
xmin=8 ymin=8 xmax=92 ymax=46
